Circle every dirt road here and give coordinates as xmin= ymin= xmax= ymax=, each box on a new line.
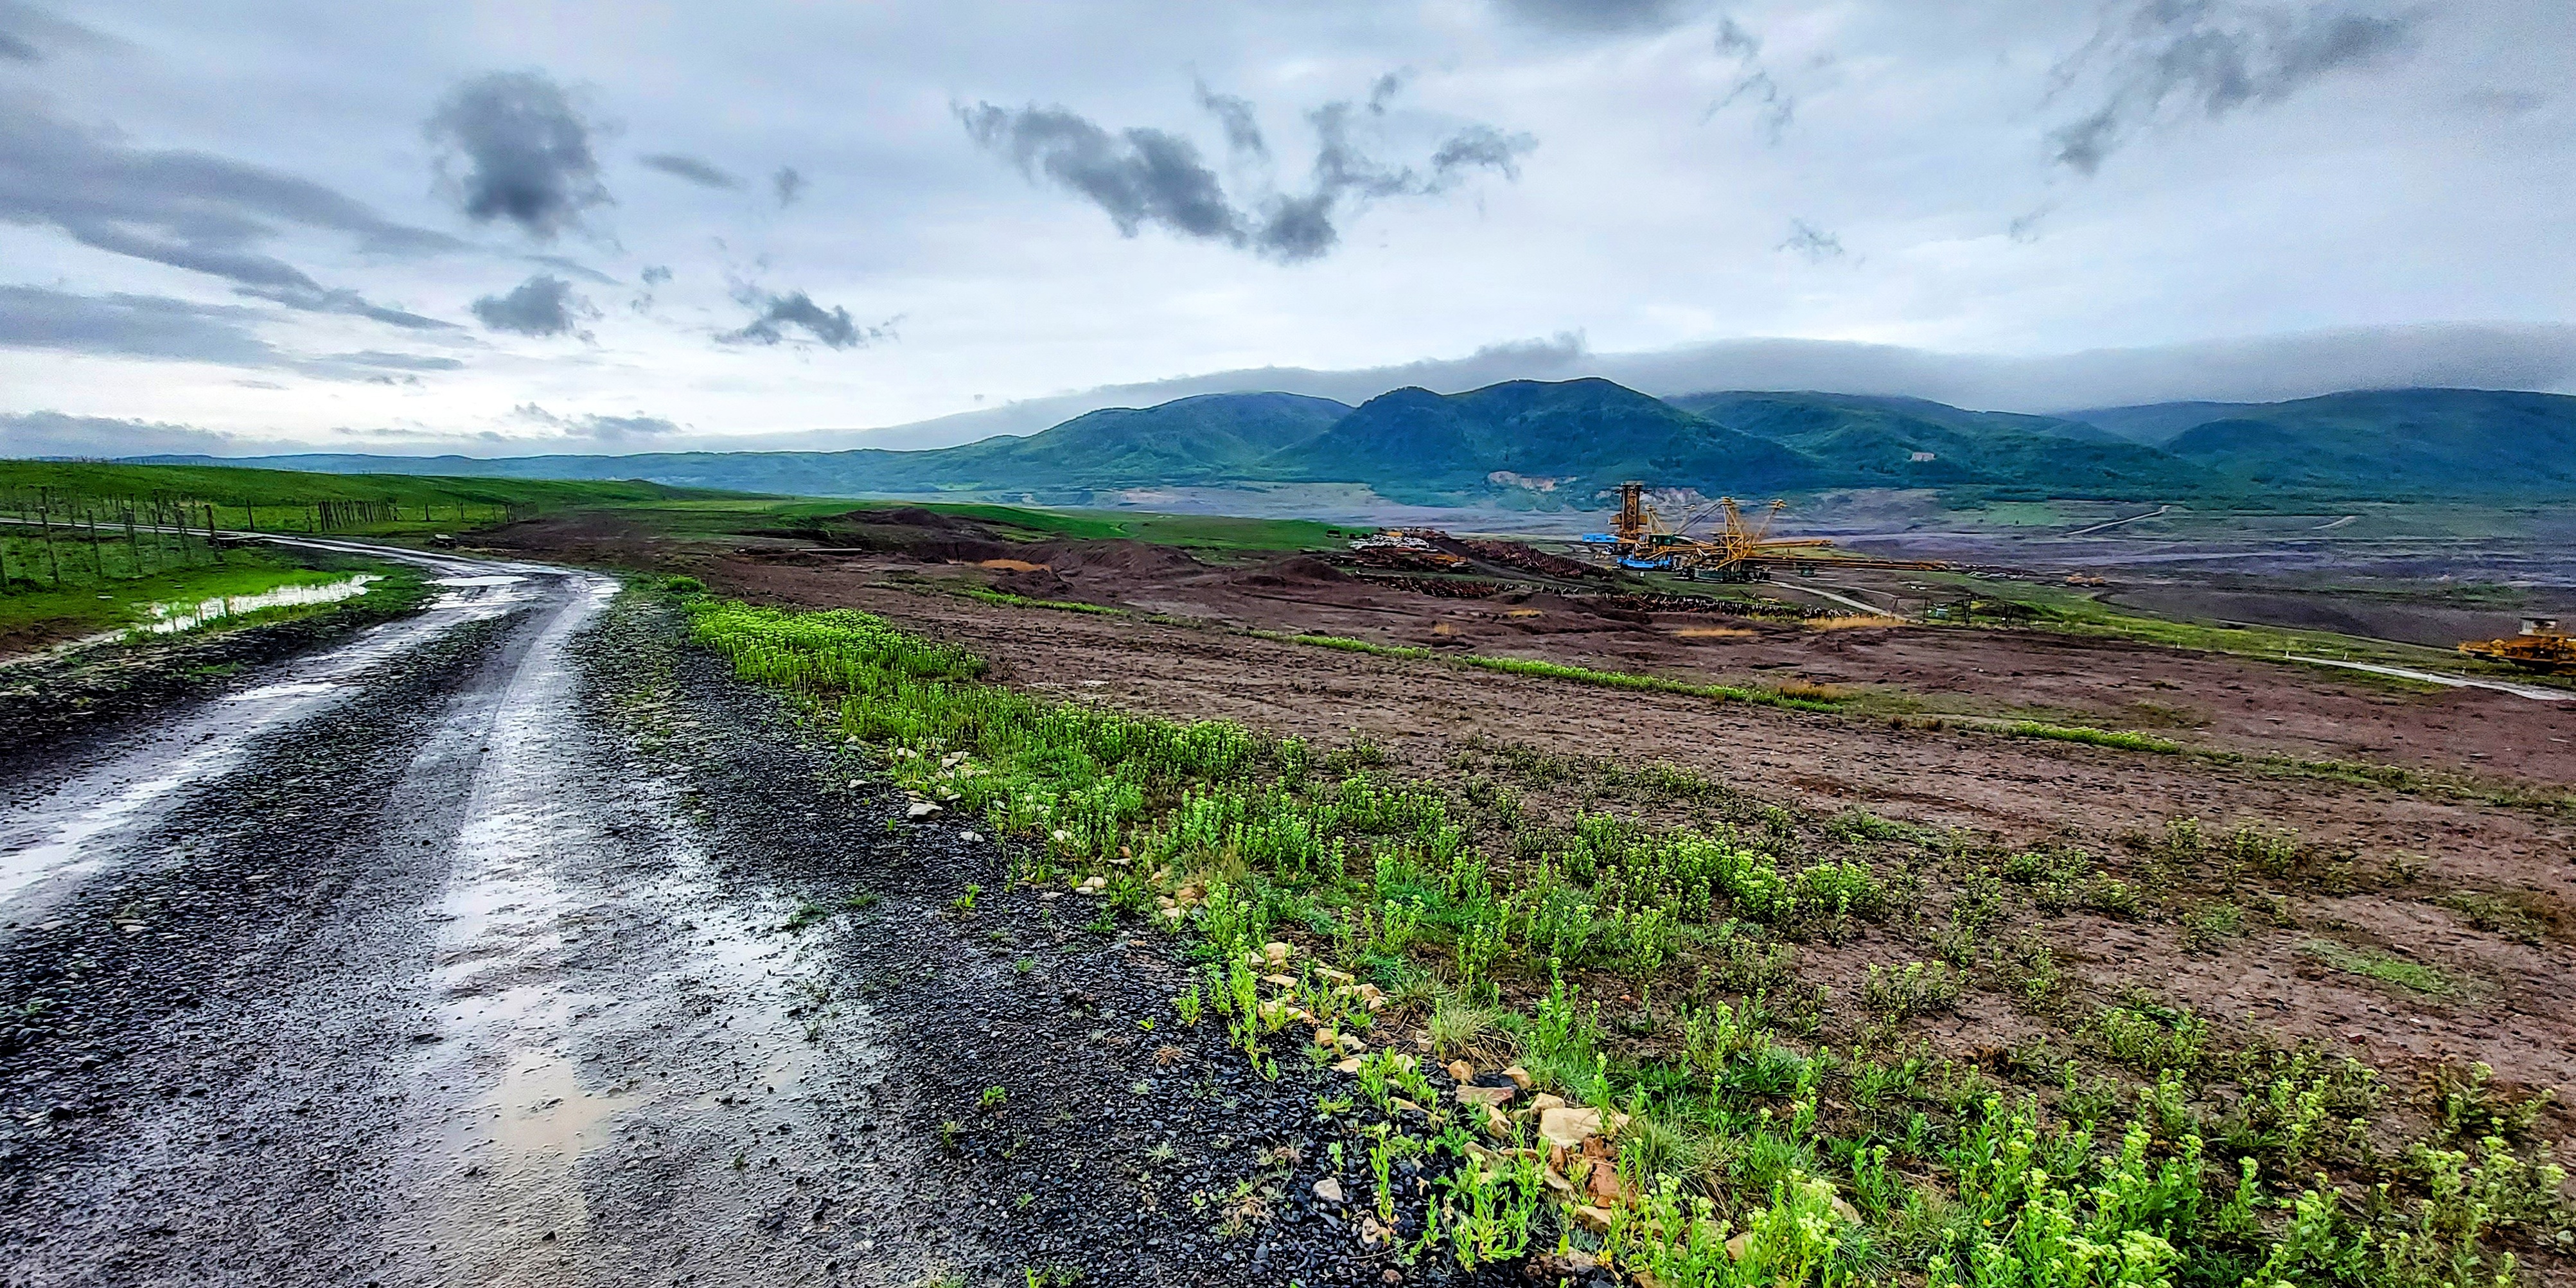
xmin=0 ymin=545 xmax=1440 ymax=1288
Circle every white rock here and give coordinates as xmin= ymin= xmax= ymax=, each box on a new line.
xmin=1313 ymin=1177 xmax=1344 ymax=1204
xmin=906 ymin=802 xmax=942 ymax=818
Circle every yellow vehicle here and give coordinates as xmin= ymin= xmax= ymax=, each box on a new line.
xmin=1582 ymin=482 xmax=1943 ymax=581
xmin=2458 ymin=617 xmax=2576 ymax=673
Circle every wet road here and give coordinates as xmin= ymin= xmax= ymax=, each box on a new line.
xmin=0 ymin=547 xmax=926 ymax=1286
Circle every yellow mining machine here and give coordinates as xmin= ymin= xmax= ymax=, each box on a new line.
xmin=2458 ymin=617 xmax=2576 ymax=674
xmin=1582 ymin=481 xmax=1945 ymax=581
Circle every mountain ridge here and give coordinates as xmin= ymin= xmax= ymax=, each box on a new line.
xmin=107 ymin=382 xmax=2576 ymax=506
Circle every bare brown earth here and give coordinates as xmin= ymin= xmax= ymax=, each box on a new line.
xmin=478 ymin=511 xmax=2576 ymax=1119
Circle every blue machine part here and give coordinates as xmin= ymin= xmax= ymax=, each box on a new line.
xmin=1578 ymin=533 xmax=1618 ymax=544
xmin=1618 ymin=555 xmax=1676 ymax=570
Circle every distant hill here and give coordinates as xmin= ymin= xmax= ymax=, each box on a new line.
xmin=1670 ymin=391 xmax=2201 ymax=498
xmin=2060 ymin=400 xmax=2264 ymax=446
xmin=1275 ymin=380 xmax=1822 ymax=502
xmin=2159 ymin=388 xmax=2576 ymax=496
xmin=107 ymin=383 xmax=2576 ymax=506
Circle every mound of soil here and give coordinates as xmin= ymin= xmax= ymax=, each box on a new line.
xmin=1226 ymin=555 xmax=1352 ymax=589
xmin=842 ymin=505 xmax=991 ymax=534
xmin=1038 ymin=540 xmax=1208 ymax=578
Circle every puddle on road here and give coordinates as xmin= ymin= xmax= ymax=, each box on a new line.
xmin=393 ymin=570 xmax=878 ymax=1282
xmin=138 ymin=574 xmax=378 ymax=635
xmin=0 ymin=562 xmax=589 ymax=930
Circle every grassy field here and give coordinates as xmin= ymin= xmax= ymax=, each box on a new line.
xmin=0 ymin=542 xmax=423 ymax=655
xmin=0 ymin=460 xmax=732 ymax=537
xmin=628 ymin=496 xmax=1354 ymax=553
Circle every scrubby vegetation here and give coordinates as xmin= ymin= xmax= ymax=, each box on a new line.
xmin=686 ymin=596 xmax=2572 ymax=1287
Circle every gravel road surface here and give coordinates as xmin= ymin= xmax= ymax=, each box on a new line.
xmin=0 ymin=545 xmax=1449 ymax=1288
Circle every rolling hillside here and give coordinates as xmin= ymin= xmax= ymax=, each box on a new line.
xmin=1274 ymin=380 xmax=1822 ymax=502
xmin=1672 ymin=391 xmax=2204 ymax=498
xmin=106 ymin=383 xmax=2576 ymax=505
xmin=2157 ymin=389 xmax=2576 ymax=495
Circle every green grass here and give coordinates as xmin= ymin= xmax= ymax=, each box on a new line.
xmin=0 ymin=459 xmax=732 ymax=538
xmin=952 ymin=585 xmax=1125 ymax=615
xmin=678 ymin=595 xmax=2566 ymax=1288
xmin=1993 ymin=720 xmax=2183 ymax=754
xmin=0 ymin=543 xmax=412 ymax=653
xmin=625 ymin=496 xmax=1349 ymax=555
xmin=1260 ymin=631 xmax=1844 ymax=712
xmin=2302 ymin=940 xmax=2458 ymax=996
xmin=1915 ymin=571 xmax=2475 ymax=671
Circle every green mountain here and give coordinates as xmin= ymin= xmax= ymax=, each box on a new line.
xmin=1670 ymin=391 xmax=2207 ymax=498
xmin=2061 ymin=401 xmax=2261 ymax=446
xmin=110 ymin=383 xmax=2576 ymax=505
xmin=889 ymin=391 xmax=1350 ymax=489
xmin=1274 ymin=380 xmax=1822 ymax=502
xmin=2158 ymin=388 xmax=2576 ymax=495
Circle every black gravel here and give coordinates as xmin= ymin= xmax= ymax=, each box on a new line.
xmin=0 ymin=578 xmax=1588 ymax=1287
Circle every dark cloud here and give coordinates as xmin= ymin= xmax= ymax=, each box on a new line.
xmin=2047 ymin=0 xmax=2421 ymax=173
xmin=0 ymin=285 xmax=463 ymax=379
xmin=0 ymin=3 xmax=120 ymax=62
xmin=425 ymin=70 xmax=612 ymax=238
xmin=236 ymin=285 xmax=453 ymax=330
xmin=512 ymin=402 xmax=683 ymax=440
xmin=720 ymin=289 xmax=891 ymax=350
xmin=1489 ymin=0 xmax=1691 ymax=35
xmin=960 ymin=78 xmax=1533 ymax=264
xmin=1193 ymin=82 xmax=1267 ymax=160
xmin=470 ymin=273 xmax=597 ymax=338
xmin=1707 ymin=16 xmax=1795 ymax=141
xmin=0 ymin=410 xmax=247 ymax=459
xmin=0 ymin=98 xmax=463 ymax=324
xmin=959 ymin=103 xmax=1244 ymax=243
xmin=1778 ymin=218 xmax=1844 ymax=262
xmin=639 ymin=265 xmax=672 ymax=285
xmin=0 ymin=284 xmax=281 ymax=365
xmin=771 ymin=165 xmax=806 ymax=206
xmin=639 ymin=152 xmax=741 ymax=189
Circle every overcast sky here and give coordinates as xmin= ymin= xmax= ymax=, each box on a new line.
xmin=2 ymin=0 xmax=2572 ymax=457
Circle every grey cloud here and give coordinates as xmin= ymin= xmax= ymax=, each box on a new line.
xmin=959 ymin=103 xmax=1243 ymax=243
xmin=0 ymin=98 xmax=464 ymax=325
xmin=470 ymin=273 xmax=597 ymax=338
xmin=1707 ymin=16 xmax=1794 ymax=141
xmin=0 ymin=284 xmax=460 ymax=379
xmin=0 ymin=283 xmax=281 ymax=365
xmin=525 ymin=253 xmax=619 ymax=285
xmin=721 ymin=289 xmax=890 ymax=350
xmin=335 ymin=349 xmax=464 ymax=371
xmin=425 ymin=70 xmax=612 ymax=238
xmin=2047 ymin=0 xmax=2421 ymax=173
xmin=1778 ymin=218 xmax=1844 ymax=261
xmin=1194 ymin=82 xmax=1267 ymax=160
xmin=0 ymin=410 xmax=251 ymax=459
xmin=512 ymin=402 xmax=682 ymax=439
xmin=639 ymin=152 xmax=741 ymax=188
xmin=0 ymin=3 xmax=121 ymax=62
xmin=961 ymin=80 xmax=1533 ymax=264
xmin=236 ymin=284 xmax=454 ymax=330
xmin=1490 ymin=0 xmax=1691 ymax=35
xmin=639 ymin=264 xmax=672 ymax=285
xmin=771 ymin=165 xmax=805 ymax=206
